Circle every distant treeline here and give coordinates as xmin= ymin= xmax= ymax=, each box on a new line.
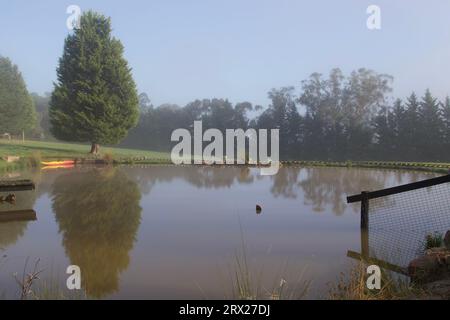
xmin=121 ymin=68 xmax=450 ymax=162
xmin=11 ymin=66 xmax=450 ymax=162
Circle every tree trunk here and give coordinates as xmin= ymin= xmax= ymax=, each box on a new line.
xmin=90 ymin=143 xmax=100 ymax=154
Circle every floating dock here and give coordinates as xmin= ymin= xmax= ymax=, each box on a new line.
xmin=0 ymin=209 xmax=37 ymax=223
xmin=0 ymin=180 xmax=35 ymax=192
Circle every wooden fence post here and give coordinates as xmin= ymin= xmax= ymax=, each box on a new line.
xmin=361 ymin=191 xmax=369 ymax=230
xmin=360 ymin=191 xmax=369 ymax=259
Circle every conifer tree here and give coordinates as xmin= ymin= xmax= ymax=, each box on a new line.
xmin=418 ymin=90 xmax=442 ymax=160
xmin=440 ymin=96 xmax=450 ymax=157
xmin=49 ymin=11 xmax=139 ymax=153
xmin=0 ymin=56 xmax=36 ymax=136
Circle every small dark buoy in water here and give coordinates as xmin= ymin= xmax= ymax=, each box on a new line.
xmin=256 ymin=204 xmax=262 ymax=214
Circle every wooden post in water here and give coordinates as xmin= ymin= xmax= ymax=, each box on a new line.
xmin=360 ymin=191 xmax=369 ymax=259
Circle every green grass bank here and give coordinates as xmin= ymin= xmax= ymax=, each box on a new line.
xmin=1 ymin=139 xmax=450 ymax=174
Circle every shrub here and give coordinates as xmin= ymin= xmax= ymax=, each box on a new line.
xmin=102 ymin=152 xmax=114 ymax=164
xmin=28 ymin=152 xmax=41 ymax=168
xmin=423 ymin=232 xmax=443 ymax=251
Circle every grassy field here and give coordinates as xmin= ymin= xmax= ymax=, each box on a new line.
xmin=282 ymin=160 xmax=450 ymax=174
xmin=2 ymin=139 xmax=450 ymax=174
xmin=0 ymin=139 xmax=169 ymax=159
xmin=0 ymin=139 xmax=170 ymax=171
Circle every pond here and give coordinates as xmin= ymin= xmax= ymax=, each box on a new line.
xmin=0 ymin=166 xmax=438 ymax=299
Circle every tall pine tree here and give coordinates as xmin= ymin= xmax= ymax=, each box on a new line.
xmin=418 ymin=90 xmax=442 ymax=160
xmin=50 ymin=11 xmax=139 ymax=153
xmin=391 ymin=99 xmax=406 ymax=158
xmin=0 ymin=56 xmax=36 ymax=136
xmin=403 ymin=93 xmax=421 ymax=160
xmin=441 ymin=96 xmax=450 ymax=157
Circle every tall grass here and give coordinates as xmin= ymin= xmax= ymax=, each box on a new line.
xmin=328 ymin=262 xmax=427 ymax=300
xmin=31 ymin=277 xmax=88 ymax=300
xmin=226 ymin=226 xmax=310 ymax=300
xmin=27 ymin=151 xmax=42 ymax=168
xmin=1 ymin=257 xmax=88 ymax=300
xmin=229 ymin=250 xmax=310 ymax=300
xmin=13 ymin=257 xmax=43 ymax=300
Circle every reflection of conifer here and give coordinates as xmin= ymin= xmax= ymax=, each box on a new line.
xmin=51 ymin=168 xmax=142 ymax=298
xmin=0 ymin=221 xmax=28 ymax=248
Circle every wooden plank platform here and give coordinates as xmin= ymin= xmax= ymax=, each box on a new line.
xmin=0 ymin=180 xmax=35 ymax=192
xmin=0 ymin=209 xmax=37 ymax=223
xmin=347 ymin=250 xmax=408 ymax=275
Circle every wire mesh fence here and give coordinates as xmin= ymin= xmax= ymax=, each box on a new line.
xmin=348 ymin=175 xmax=450 ymax=269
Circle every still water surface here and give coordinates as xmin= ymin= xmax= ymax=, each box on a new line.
xmin=0 ymin=166 xmax=437 ymax=299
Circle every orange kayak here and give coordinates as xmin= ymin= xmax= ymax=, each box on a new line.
xmin=41 ymin=160 xmax=75 ymax=166
xmin=42 ymin=164 xmax=75 ymax=170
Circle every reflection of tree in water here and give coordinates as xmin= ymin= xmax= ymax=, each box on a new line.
xmin=270 ymin=168 xmax=301 ymax=199
xmin=300 ymin=168 xmax=437 ymax=215
xmin=299 ymin=168 xmax=391 ymax=215
xmin=51 ymin=168 xmax=142 ymax=298
xmin=124 ymin=165 xmax=432 ymax=216
xmin=0 ymin=221 xmax=28 ymax=249
xmin=268 ymin=167 xmax=395 ymax=215
xmin=184 ymin=167 xmax=255 ymax=188
xmin=126 ymin=166 xmax=255 ymax=194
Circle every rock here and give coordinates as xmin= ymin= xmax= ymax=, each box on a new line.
xmin=425 ymin=247 xmax=447 ymax=255
xmin=409 ymin=247 xmax=450 ymax=283
xmin=408 ymin=255 xmax=440 ymax=282
xmin=444 ymin=230 xmax=450 ymax=250
xmin=2 ymin=156 xmax=20 ymax=163
xmin=446 ymin=255 xmax=450 ymax=269
xmin=423 ymin=279 xmax=450 ymax=298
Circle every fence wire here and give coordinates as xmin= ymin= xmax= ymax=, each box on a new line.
xmin=367 ymin=181 xmax=450 ymax=268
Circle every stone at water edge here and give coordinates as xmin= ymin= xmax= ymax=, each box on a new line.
xmin=423 ymin=279 xmax=450 ymax=299
xmin=408 ymin=245 xmax=450 ymax=284
xmin=424 ymin=247 xmax=448 ymax=255
xmin=2 ymin=156 xmax=20 ymax=163
xmin=408 ymin=255 xmax=440 ymax=283
xmin=444 ymin=230 xmax=450 ymax=250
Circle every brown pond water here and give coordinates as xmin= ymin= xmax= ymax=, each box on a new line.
xmin=0 ymin=166 xmax=439 ymax=299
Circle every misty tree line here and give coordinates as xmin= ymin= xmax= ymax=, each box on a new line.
xmin=4 ymin=58 xmax=450 ymax=161
xmin=2 ymin=10 xmax=449 ymax=162
xmin=121 ymin=68 xmax=450 ymax=162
